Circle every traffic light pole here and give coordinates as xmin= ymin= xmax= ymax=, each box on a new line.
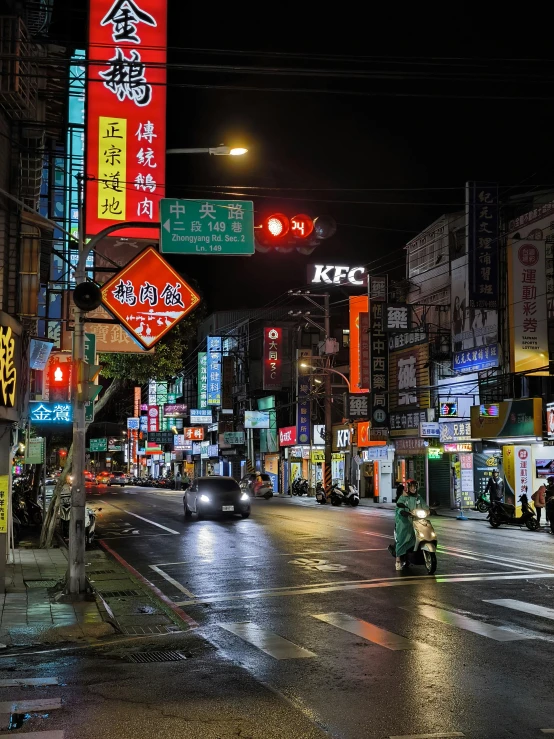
xmin=68 ymin=218 xmax=160 ymax=597
xmin=323 ymin=294 xmax=333 ymax=494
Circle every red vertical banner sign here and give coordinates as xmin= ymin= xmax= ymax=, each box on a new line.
xmin=86 ymin=0 xmax=167 ymax=238
xmin=349 ymin=296 xmax=369 ymax=393
xmin=133 ymin=386 xmax=141 ymax=416
xmin=263 ymin=327 xmax=283 ymax=390
xmin=359 ymin=312 xmax=370 ymax=391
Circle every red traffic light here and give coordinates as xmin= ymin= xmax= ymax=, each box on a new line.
xmin=263 ymin=213 xmax=289 ymax=239
xmin=290 ymin=214 xmax=314 ymax=239
xmin=49 ymin=360 xmax=70 ymax=402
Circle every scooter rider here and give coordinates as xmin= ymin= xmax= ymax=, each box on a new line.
xmin=395 ymin=480 xmax=429 ymax=571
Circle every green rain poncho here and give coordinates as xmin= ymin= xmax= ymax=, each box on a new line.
xmin=395 ymin=493 xmax=429 ymax=558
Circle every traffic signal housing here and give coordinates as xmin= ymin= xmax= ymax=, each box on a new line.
xmin=49 ymin=360 xmax=71 ymax=402
xmin=255 ymin=213 xmax=335 ymax=254
xmin=76 ymin=360 xmax=102 ymax=403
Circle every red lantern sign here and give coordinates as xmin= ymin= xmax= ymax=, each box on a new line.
xmin=101 ymin=246 xmax=201 ymax=349
xmin=290 ymin=214 xmax=314 ymax=239
xmin=85 ymin=0 xmax=167 ymax=238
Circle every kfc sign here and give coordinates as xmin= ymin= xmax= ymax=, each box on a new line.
xmin=279 ymin=426 xmax=297 ymax=446
xmin=308 ymin=264 xmax=367 ymax=287
xmin=263 ymin=327 xmax=282 ymax=390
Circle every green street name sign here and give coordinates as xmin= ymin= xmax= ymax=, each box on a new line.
xmin=89 ymin=437 xmax=107 ymax=452
xmin=160 ymin=199 xmax=255 ymax=255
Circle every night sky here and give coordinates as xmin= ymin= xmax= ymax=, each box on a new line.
xmin=52 ymin=4 xmax=554 ymax=313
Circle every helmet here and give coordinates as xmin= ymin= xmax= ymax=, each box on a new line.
xmin=547 ymin=476 xmax=554 ymax=484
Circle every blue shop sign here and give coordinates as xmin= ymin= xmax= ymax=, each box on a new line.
xmin=453 ymin=343 xmax=500 ymax=373
xmin=29 ymin=401 xmax=73 ymax=424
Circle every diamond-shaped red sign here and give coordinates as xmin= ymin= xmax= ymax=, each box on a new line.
xmin=101 ymin=246 xmax=200 ymax=350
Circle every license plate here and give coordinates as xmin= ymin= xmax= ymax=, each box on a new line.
xmin=222 ymin=505 xmax=234 ymax=512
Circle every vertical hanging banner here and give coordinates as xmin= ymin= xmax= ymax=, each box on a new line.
xmin=297 ymin=350 xmax=311 ymax=445
xmin=508 ymin=238 xmax=548 ymax=374
xmin=370 ymin=301 xmax=389 ymax=436
xmin=206 ymin=337 xmax=222 ymax=406
xmin=86 ymin=0 xmax=167 ymax=238
xmin=467 ymin=181 xmax=499 ymax=310
xmin=147 ymin=404 xmax=159 ymax=432
xmin=349 ymin=295 xmax=369 ymax=394
xmin=359 ymin=312 xmax=370 ymax=391
xmin=263 ymin=327 xmax=283 ymax=390
xmin=133 ymin=386 xmax=141 ymax=416
xmin=198 ymin=352 xmax=208 ymax=408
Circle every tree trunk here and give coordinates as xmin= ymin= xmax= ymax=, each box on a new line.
xmin=39 ymin=378 xmax=125 ymax=548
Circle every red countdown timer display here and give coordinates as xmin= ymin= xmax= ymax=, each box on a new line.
xmin=291 ymin=213 xmax=314 ymax=239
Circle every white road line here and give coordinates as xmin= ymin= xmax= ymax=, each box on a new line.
xmin=149 ymin=565 xmax=195 ymax=598
xmin=0 ymin=678 xmax=58 ymax=687
xmin=0 ymin=697 xmax=62 ymax=713
xmin=313 ymin=612 xmax=419 ymax=651
xmin=416 ymin=604 xmax=531 ymax=642
xmin=389 ymin=733 xmax=464 ymax=739
xmin=438 ymin=546 xmax=531 ymax=572
xmin=485 ymin=599 xmax=554 ymax=621
xmin=174 ymin=570 xmax=551 ymax=606
xmin=541 ymin=730 xmax=554 ymax=734
xmin=219 ymin=622 xmax=316 ymax=659
xmin=0 ymin=733 xmax=65 ymax=739
xmin=99 ymin=501 xmax=179 ymax=534
xmin=154 ymin=548 xmax=388 ymax=567
xmin=440 ymin=545 xmax=554 ymax=573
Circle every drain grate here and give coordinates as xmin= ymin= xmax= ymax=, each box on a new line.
xmin=119 ymin=624 xmax=179 ymax=635
xmin=98 ymin=589 xmax=140 ymax=598
xmin=87 ymin=569 xmax=116 ymax=575
xmin=127 ymin=650 xmax=187 ymax=663
xmin=25 ymin=579 xmax=58 ymax=588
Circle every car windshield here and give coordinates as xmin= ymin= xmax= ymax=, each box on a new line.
xmin=198 ymin=478 xmax=239 ymax=494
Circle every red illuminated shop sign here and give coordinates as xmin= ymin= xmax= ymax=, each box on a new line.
xmin=86 ymin=0 xmax=167 ymax=238
xmin=279 ymin=426 xmax=297 ymax=446
xmin=263 ymin=327 xmax=282 ymax=390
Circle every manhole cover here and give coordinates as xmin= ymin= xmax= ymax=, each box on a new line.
xmin=127 ymin=651 xmax=187 ymax=663
xmin=98 ymin=589 xmax=140 ymax=598
xmin=25 ymin=580 xmax=58 ymax=588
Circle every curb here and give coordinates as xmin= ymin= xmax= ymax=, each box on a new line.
xmin=99 ymin=540 xmax=198 ymax=630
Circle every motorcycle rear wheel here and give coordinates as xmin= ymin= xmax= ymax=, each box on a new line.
xmin=477 ymin=501 xmax=489 ymax=513
xmin=525 ymin=517 xmax=540 ymax=531
xmin=350 ymin=498 xmax=359 ymax=507
xmin=423 ymin=550 xmax=437 ymax=574
xmin=489 ymin=516 xmax=501 ymax=528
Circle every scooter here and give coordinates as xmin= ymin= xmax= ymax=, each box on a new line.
xmin=344 ymin=484 xmax=360 ymax=507
xmin=474 ymin=492 xmax=491 ymax=513
xmin=392 ymin=502 xmax=438 ymax=574
xmin=315 ymin=481 xmax=326 ymax=504
xmin=488 ymin=494 xmax=539 ymax=531
xmin=59 ymin=493 xmax=99 ymax=547
xmin=329 ymin=484 xmax=345 ymax=506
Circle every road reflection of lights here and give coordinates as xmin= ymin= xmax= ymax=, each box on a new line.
xmin=196 ymin=526 xmax=217 ymax=560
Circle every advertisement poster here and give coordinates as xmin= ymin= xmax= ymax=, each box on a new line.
xmin=508 ymin=238 xmax=548 ymax=374
xmin=470 ymin=398 xmax=542 ymax=439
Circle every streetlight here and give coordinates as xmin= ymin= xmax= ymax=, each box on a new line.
xmin=300 ymin=362 xmax=351 ymax=390
xmin=166 ymin=145 xmax=248 ymax=156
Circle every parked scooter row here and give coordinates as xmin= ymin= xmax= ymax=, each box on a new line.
xmin=291 ymin=478 xmax=309 ymax=496
xmin=315 ymin=481 xmax=360 ymax=506
xmin=129 ymin=475 xmax=176 ymax=489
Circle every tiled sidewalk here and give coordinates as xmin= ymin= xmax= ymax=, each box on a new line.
xmin=1 ymin=547 xmax=107 ymax=647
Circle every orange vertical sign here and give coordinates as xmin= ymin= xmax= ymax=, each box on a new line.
xmin=349 ymin=295 xmax=369 ymax=393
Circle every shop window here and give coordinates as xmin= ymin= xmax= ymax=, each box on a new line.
xmin=342 ymin=329 xmax=350 ymax=347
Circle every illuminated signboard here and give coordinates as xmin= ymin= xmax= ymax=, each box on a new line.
xmin=29 ymin=402 xmax=72 ymax=424
xmin=190 ymin=409 xmax=212 ymax=424
xmin=440 ymin=401 xmax=458 ymax=417
xmin=206 ymin=336 xmax=222 ymax=406
xmin=308 ymin=264 xmax=367 ymax=287
xmin=263 ymin=327 xmax=282 ymax=390
xmin=86 ymin=0 xmax=167 ymax=238
xmin=480 ymin=403 xmax=500 ymax=418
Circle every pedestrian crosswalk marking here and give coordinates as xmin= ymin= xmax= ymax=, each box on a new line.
xmin=485 ymin=599 xmax=554 ymax=621
xmin=313 ymin=612 xmax=419 ymax=651
xmin=0 ymin=678 xmax=58 ymax=687
xmin=219 ymin=622 xmax=316 ymax=659
xmin=416 ymin=605 xmax=531 ymax=642
xmin=0 ymin=697 xmax=62 ymax=713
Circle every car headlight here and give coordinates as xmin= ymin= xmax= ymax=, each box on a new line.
xmin=415 ymin=509 xmax=427 ymax=519
xmin=240 ymin=492 xmax=249 ymax=501
xmin=199 ymin=494 xmax=210 ymax=503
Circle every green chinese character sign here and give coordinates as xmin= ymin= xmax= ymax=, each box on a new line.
xmin=160 ymin=199 xmax=255 ymax=255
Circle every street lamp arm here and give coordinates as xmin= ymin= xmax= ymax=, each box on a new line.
xmin=301 ymin=360 xmax=350 ymax=390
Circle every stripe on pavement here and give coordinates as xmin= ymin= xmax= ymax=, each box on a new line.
xmin=0 ymin=697 xmax=62 ymax=713
xmin=0 ymin=734 xmax=65 ymax=739
xmin=485 ymin=599 xmax=554 ymax=621
xmin=416 ymin=605 xmax=531 ymax=642
xmin=389 ymin=733 xmax=464 ymax=739
xmin=0 ymin=678 xmax=58 ymax=687
xmin=218 ymin=622 xmax=316 ymax=659
xmin=98 ymin=501 xmax=179 ymax=534
xmin=313 ymin=612 xmax=419 ymax=650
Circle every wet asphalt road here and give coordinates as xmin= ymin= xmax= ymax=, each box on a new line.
xmin=5 ymin=486 xmax=554 ymax=739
